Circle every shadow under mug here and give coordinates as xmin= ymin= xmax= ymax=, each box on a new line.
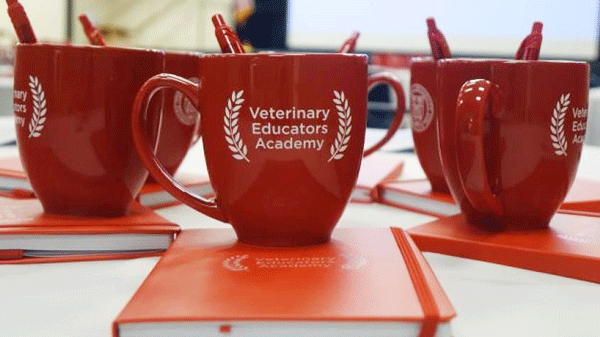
xmin=131 ymin=53 xmax=406 ymax=246
xmin=13 ymin=44 xmax=164 ymax=217
xmin=437 ymin=59 xmax=589 ymax=230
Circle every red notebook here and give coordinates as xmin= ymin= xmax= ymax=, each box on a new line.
xmin=113 ymin=227 xmax=455 ymax=337
xmin=0 ymin=157 xmax=212 ymax=209
xmin=0 ymin=157 xmax=34 ymax=198
xmin=378 ymin=178 xmax=600 ymax=217
xmin=376 ymin=179 xmax=458 ymax=217
xmin=408 ymin=213 xmax=600 ymax=284
xmin=138 ymin=173 xmax=213 ymax=209
xmin=351 ymin=153 xmax=404 ymax=203
xmin=0 ymin=199 xmax=179 ymax=264
xmin=559 ymin=179 xmax=600 ymax=214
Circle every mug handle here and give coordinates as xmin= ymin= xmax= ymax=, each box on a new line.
xmin=455 ymin=79 xmax=503 ymax=216
xmin=131 ymin=73 xmax=227 ymax=223
xmin=191 ymin=114 xmax=202 ymax=145
xmin=363 ymin=72 xmax=407 ymax=157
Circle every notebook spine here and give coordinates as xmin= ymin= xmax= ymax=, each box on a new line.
xmin=391 ymin=227 xmax=440 ymax=337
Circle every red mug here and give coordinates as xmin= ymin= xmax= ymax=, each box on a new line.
xmin=13 ymin=44 xmax=164 ymax=217
xmin=437 ymin=59 xmax=589 ymax=229
xmin=131 ymin=53 xmax=406 ymax=246
xmin=151 ymin=51 xmax=202 ymax=179
xmin=410 ymin=57 xmax=449 ymax=192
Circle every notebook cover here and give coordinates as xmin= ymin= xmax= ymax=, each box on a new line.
xmin=0 ymin=157 xmax=212 ymax=208
xmin=0 ymin=199 xmax=179 ymax=264
xmin=376 ymin=179 xmax=458 ymax=217
xmin=352 ymin=153 xmax=404 ymax=203
xmin=0 ymin=157 xmax=34 ymax=198
xmin=557 ymin=179 xmax=600 ymax=214
xmin=0 ymin=157 xmax=26 ymax=179
xmin=377 ymin=178 xmax=600 ymax=217
xmin=139 ymin=173 xmax=213 ymax=209
xmin=408 ymin=213 xmax=600 ymax=283
xmin=113 ymin=227 xmax=455 ymax=337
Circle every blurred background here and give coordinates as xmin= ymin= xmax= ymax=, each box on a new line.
xmin=1 ymin=0 xmax=599 ymax=145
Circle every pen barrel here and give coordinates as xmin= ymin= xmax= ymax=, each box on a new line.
xmin=215 ymin=28 xmax=244 ymax=54
xmin=88 ymin=30 xmax=107 ymax=46
xmin=7 ymin=4 xmax=37 ymax=43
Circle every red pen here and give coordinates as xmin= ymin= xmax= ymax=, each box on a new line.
xmin=426 ymin=17 xmax=451 ymax=59
xmin=338 ymin=31 xmax=360 ymax=53
xmin=78 ymin=14 xmax=107 ymax=46
xmin=6 ymin=0 xmax=37 ymax=43
xmin=212 ymin=14 xmax=245 ymax=54
xmin=0 ymin=249 xmax=24 ymax=260
xmin=515 ymin=22 xmax=543 ymax=60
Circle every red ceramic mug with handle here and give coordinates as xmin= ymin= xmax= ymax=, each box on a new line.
xmin=437 ymin=59 xmax=589 ymax=230
xmin=410 ymin=57 xmax=449 ymax=192
xmin=131 ymin=53 xmax=406 ymax=246
xmin=13 ymin=44 xmax=164 ymax=217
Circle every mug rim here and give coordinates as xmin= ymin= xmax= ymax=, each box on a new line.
xmin=438 ymin=58 xmax=588 ymax=66
xmin=200 ymin=52 xmax=369 ymax=61
xmin=16 ymin=42 xmax=164 ymax=56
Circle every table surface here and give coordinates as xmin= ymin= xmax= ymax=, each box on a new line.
xmin=1 ymin=128 xmax=600 ymax=337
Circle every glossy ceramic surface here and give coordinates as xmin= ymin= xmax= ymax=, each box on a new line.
xmin=132 ymin=53 xmax=407 ymax=246
xmin=437 ymin=59 xmax=589 ymax=229
xmin=13 ymin=44 xmax=163 ymax=216
xmin=410 ymin=57 xmax=449 ymax=192
xmin=154 ymin=51 xmax=202 ymax=178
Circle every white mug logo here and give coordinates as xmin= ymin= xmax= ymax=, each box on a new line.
xmin=410 ymin=83 xmax=434 ymax=133
xmin=223 ymin=90 xmax=352 ymax=162
xmin=173 ymin=77 xmax=199 ymax=126
xmin=551 ymin=93 xmax=587 ymax=156
xmin=13 ymin=75 xmax=46 ymax=138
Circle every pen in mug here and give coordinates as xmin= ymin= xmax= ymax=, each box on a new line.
xmin=427 ymin=17 xmax=451 ymax=59
xmin=212 ymin=13 xmax=245 ymax=54
xmin=78 ymin=14 xmax=107 ymax=46
xmin=515 ymin=22 xmax=543 ymax=61
xmin=6 ymin=0 xmax=37 ymax=43
xmin=338 ymin=31 xmax=360 ymax=53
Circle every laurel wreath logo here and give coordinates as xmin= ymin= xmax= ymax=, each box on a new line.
xmin=223 ymin=255 xmax=249 ymax=271
xmin=551 ymin=93 xmax=570 ymax=156
xmin=224 ymin=90 xmax=249 ymax=162
xmin=329 ymin=90 xmax=352 ymax=162
xmin=28 ymin=75 xmax=46 ymax=138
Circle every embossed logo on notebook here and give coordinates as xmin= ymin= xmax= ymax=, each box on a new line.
xmin=222 ymin=253 xmax=367 ymax=272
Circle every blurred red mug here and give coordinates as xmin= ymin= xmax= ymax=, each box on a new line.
xmin=13 ymin=44 xmax=163 ymax=217
xmin=437 ymin=59 xmax=589 ymax=229
xmin=131 ymin=53 xmax=406 ymax=246
xmin=410 ymin=57 xmax=449 ymax=192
